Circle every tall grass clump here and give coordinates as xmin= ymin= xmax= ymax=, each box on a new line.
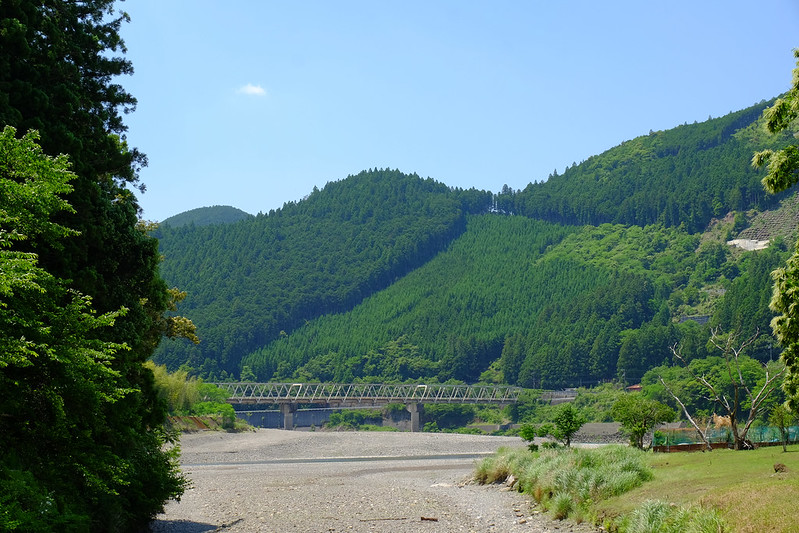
xmin=551 ymin=492 xmax=574 ymax=520
xmin=474 ymin=447 xmax=531 ymax=484
xmin=621 ymin=500 xmax=727 ymax=533
xmin=475 ymin=445 xmax=652 ymax=522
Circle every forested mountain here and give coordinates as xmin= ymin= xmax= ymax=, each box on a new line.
xmin=153 ymin=169 xmax=491 ymax=375
xmin=495 ymin=100 xmax=798 ymax=232
xmin=160 ymin=205 xmax=252 ymax=227
xmin=155 ymin=100 xmax=797 ymax=386
xmin=243 ymin=217 xmax=787 ymax=387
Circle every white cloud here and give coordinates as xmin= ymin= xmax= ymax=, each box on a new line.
xmin=237 ymin=83 xmax=266 ymax=96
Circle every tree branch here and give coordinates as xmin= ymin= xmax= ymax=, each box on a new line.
xmin=659 ymin=376 xmax=712 ymax=451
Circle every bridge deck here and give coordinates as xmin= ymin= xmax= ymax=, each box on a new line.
xmin=211 ymin=382 xmax=523 ymax=406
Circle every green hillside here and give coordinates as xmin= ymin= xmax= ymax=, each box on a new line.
xmin=154 ymin=101 xmax=796 ymax=385
xmin=243 ymin=216 xmax=787 ymax=386
xmin=498 ymin=100 xmax=797 ymax=232
xmin=153 ymin=169 xmax=490 ymax=374
xmin=160 ymin=205 xmax=252 ymax=227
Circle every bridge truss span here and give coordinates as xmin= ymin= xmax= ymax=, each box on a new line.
xmin=211 ymin=382 xmax=523 ymax=407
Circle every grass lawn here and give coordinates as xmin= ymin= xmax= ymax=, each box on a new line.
xmin=594 ymin=444 xmax=799 ymax=532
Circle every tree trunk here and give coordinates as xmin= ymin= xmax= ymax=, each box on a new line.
xmin=660 ymin=377 xmax=712 ymax=451
xmin=730 ymin=417 xmax=754 ymax=450
xmin=730 ymin=417 xmax=741 ymax=450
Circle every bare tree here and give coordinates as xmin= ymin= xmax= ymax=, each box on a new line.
xmin=659 ymin=376 xmax=713 ymax=451
xmin=663 ymin=328 xmax=785 ymax=450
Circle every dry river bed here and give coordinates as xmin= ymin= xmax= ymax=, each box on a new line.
xmin=149 ymin=429 xmax=602 ymax=533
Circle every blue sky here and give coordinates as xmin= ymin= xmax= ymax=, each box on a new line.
xmin=119 ymin=1 xmax=799 ymax=222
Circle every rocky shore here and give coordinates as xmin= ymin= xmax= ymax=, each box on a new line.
xmin=149 ymin=429 xmax=602 ymax=533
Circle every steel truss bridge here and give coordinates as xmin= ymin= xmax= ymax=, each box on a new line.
xmin=212 ymin=382 xmax=522 ymax=406
xmin=210 ymin=382 xmax=523 ymax=431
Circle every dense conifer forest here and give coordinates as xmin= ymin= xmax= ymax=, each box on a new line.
xmin=498 ymin=100 xmax=796 ymax=231
xmin=160 ymin=205 xmax=253 ymax=227
xmin=154 ymin=169 xmax=491 ymax=375
xmin=154 ymin=103 xmax=798 ymax=387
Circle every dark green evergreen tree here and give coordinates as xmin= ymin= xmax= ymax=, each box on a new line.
xmin=0 ymin=2 xmax=188 ymax=529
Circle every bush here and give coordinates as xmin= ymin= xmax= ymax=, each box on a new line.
xmin=327 ymin=409 xmax=383 ymax=429
xmin=423 ymin=421 xmax=440 ymax=432
xmin=382 ymin=403 xmax=407 ymax=420
xmin=192 ymin=401 xmax=237 ymax=429
xmin=357 ymin=424 xmax=398 ymax=432
xmin=148 ymin=362 xmax=233 ymax=420
xmin=444 ymin=427 xmax=487 ymax=435
xmin=422 ymin=404 xmax=476 ymax=429
xmin=475 ymin=445 xmax=653 ymax=522
xmin=475 ymin=406 xmax=506 ymax=424
xmin=198 ymin=382 xmax=230 ymax=403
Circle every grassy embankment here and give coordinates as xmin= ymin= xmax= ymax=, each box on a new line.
xmin=476 ymin=444 xmax=798 ymax=532
xmin=598 ymin=444 xmax=799 ymax=533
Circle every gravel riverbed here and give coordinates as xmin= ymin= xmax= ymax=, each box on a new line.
xmin=149 ymin=429 xmax=602 ymax=533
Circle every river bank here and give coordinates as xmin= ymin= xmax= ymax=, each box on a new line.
xmin=149 ymin=429 xmax=602 ymax=532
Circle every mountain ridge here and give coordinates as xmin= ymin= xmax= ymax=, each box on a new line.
xmin=154 ymin=98 xmax=797 ymax=386
xmin=160 ymin=205 xmax=253 ymax=227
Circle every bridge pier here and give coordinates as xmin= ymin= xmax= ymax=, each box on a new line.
xmin=406 ymin=403 xmax=424 ymax=432
xmin=281 ymin=403 xmax=297 ymax=430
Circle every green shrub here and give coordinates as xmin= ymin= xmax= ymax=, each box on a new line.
xmin=476 ymin=445 xmax=653 ymax=523
xmin=475 ymin=407 xmax=505 ymax=424
xmin=358 ymin=424 xmax=398 ymax=432
xmin=382 ymin=403 xmax=407 ymax=419
xmin=422 ymin=404 xmax=476 ymax=429
xmin=444 ymin=427 xmax=487 ymax=435
xmin=474 ymin=447 xmax=531 ymax=485
xmin=327 ymin=409 xmax=383 ymax=429
xmin=197 ymin=382 xmax=230 ymax=403
xmin=192 ymin=401 xmax=237 ymax=429
xmin=423 ymin=421 xmax=440 ymax=432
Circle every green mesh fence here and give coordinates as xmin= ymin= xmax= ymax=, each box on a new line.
xmin=652 ymin=425 xmax=799 ymax=447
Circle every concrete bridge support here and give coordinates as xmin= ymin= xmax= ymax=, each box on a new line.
xmin=406 ymin=403 xmax=424 ymax=432
xmin=281 ymin=403 xmax=297 ymax=430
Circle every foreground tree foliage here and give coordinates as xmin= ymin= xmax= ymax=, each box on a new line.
xmin=0 ymin=128 xmax=186 ymax=530
xmin=753 ymin=49 xmax=799 ymax=411
xmin=1 ymin=2 xmax=190 ymax=530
